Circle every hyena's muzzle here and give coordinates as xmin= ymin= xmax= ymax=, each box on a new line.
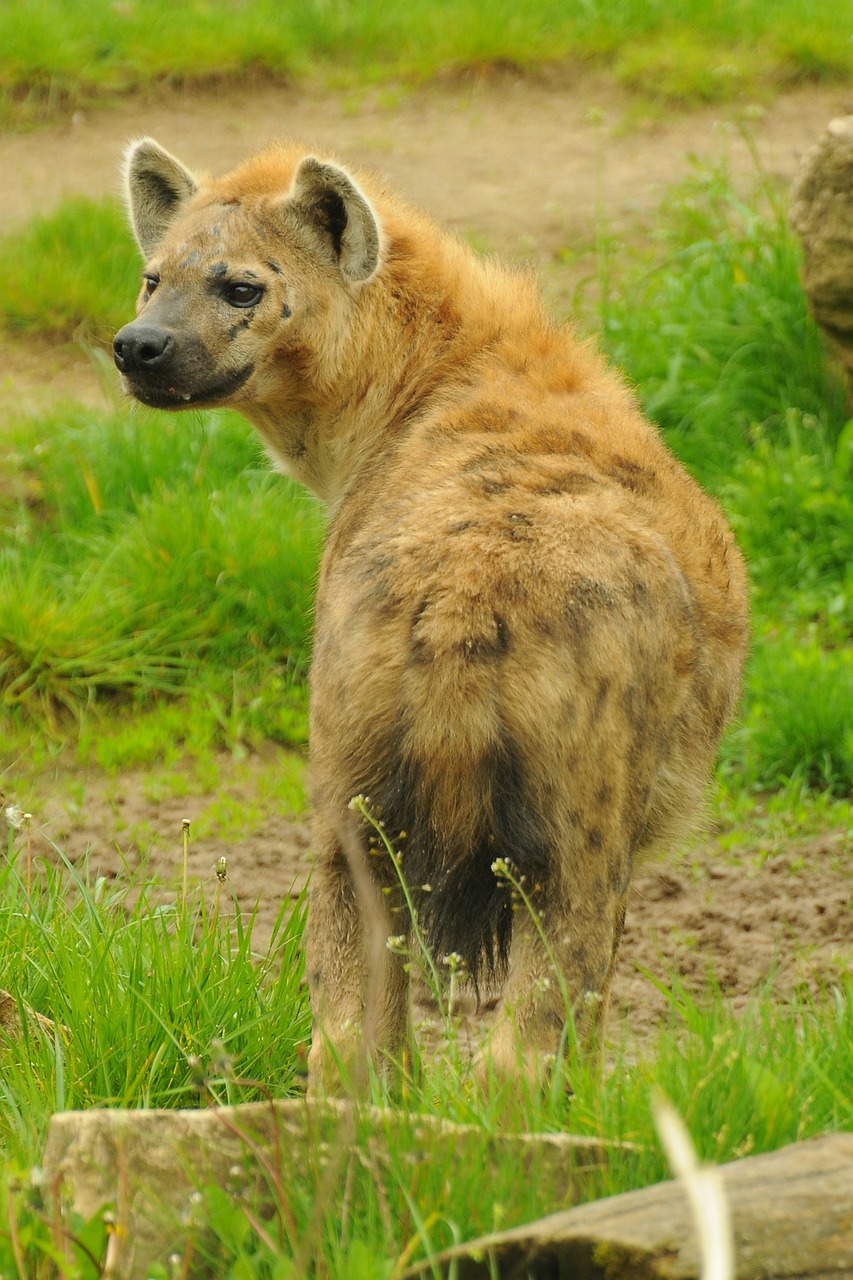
xmin=114 ymin=312 xmax=255 ymax=410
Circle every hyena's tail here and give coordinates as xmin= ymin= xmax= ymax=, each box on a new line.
xmin=367 ymin=719 xmax=553 ymax=995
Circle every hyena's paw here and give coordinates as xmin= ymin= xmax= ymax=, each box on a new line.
xmin=473 ymin=1023 xmax=567 ymax=1097
xmin=306 ymin=1024 xmax=366 ymax=1098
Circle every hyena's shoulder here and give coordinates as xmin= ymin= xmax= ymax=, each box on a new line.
xmin=326 ymin=348 xmax=744 ymax=647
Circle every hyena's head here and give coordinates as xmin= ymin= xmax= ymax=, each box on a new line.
xmin=114 ymin=138 xmax=382 ymax=413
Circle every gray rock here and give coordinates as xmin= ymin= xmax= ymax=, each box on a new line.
xmin=791 ymin=115 xmax=853 ymax=381
xmin=43 ymin=1099 xmax=625 ymax=1278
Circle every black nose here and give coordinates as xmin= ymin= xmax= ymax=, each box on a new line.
xmin=114 ymin=324 xmax=174 ymax=374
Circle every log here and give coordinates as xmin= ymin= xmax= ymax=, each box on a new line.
xmin=42 ymin=1098 xmax=628 ymax=1279
xmin=405 ymin=1131 xmax=853 ymax=1279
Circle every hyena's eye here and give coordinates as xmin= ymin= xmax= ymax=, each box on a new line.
xmin=142 ymin=274 xmax=159 ymax=299
xmin=224 ymin=282 xmax=265 ymax=308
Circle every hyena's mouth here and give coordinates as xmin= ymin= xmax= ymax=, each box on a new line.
xmin=123 ymin=363 xmax=255 ymax=410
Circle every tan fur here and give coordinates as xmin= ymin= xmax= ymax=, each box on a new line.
xmin=117 ymin=139 xmax=749 ymax=1090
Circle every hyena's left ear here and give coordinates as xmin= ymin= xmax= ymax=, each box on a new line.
xmin=289 ymin=157 xmax=381 ymax=283
xmin=124 ymin=138 xmax=199 ymax=256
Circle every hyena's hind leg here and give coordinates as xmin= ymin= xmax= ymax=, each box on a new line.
xmin=305 ymin=817 xmax=409 ymax=1094
xmin=483 ymin=867 xmax=631 ymax=1087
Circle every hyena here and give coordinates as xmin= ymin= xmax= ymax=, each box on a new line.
xmin=115 ymin=138 xmax=749 ymax=1088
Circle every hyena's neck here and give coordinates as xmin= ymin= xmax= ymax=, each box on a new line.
xmin=247 ymin=218 xmax=600 ymax=506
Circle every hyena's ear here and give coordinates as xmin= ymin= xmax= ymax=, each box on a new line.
xmin=289 ymin=157 xmax=381 ymax=283
xmin=124 ymin=138 xmax=199 ymax=256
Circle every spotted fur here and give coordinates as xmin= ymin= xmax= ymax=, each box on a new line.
xmin=117 ymin=138 xmax=749 ymax=1088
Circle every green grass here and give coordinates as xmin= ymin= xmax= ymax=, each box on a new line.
xmin=0 ymin=199 xmax=140 ymax=343
xmin=0 ymin=823 xmax=848 ymax=1276
xmin=0 ymin=404 xmax=322 ymax=742
xmin=2 ymin=0 xmax=851 ymax=126
xmin=595 ymin=163 xmax=853 ymax=794
xmin=731 ymin=633 xmax=853 ymax=795
xmin=0 ymin=838 xmax=310 ymax=1163
xmin=599 ymin=166 xmax=849 ymax=488
xmin=0 ymin=833 xmax=312 ymax=1276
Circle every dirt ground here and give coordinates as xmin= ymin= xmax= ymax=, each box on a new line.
xmin=3 ymin=75 xmax=852 ymax=1050
xmin=2 ymin=76 xmax=851 ymax=410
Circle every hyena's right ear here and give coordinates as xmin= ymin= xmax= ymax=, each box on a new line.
xmin=124 ymin=138 xmax=199 ymax=256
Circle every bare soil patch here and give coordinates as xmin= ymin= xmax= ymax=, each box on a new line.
xmin=2 ymin=77 xmax=851 ymax=412
xmin=3 ymin=76 xmax=852 ymax=1051
xmin=3 ymin=79 xmax=851 ymax=246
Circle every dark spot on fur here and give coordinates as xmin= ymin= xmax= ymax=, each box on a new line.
xmin=609 ymin=859 xmax=631 ymax=893
xmin=267 ymin=260 xmax=284 ymax=275
xmin=587 ymin=827 xmax=604 ymax=851
xmin=448 ymin=519 xmax=480 ymax=534
xmin=282 ymin=302 xmax=293 ymax=319
xmin=409 ymin=598 xmax=433 ymax=665
xmin=504 ymin=518 xmax=533 ymax=542
xmin=570 ymin=577 xmax=618 ymax=611
xmin=505 ymin=512 xmax=534 ymax=540
xmin=531 ymin=470 xmax=598 ymax=498
xmin=480 ymin=476 xmax=511 ymax=496
xmin=388 ymin=285 xmax=421 ymax=327
xmin=570 ymin=430 xmax=596 ymax=458
xmin=209 ymin=262 xmax=229 ymax=279
xmin=595 ymin=783 xmax=613 ymax=808
xmin=562 ymin=606 xmax=593 ymax=654
xmin=358 ymin=550 xmax=395 ymax=581
xmin=227 ymin=316 xmax=252 ymax=340
xmin=561 ymin=472 xmax=598 ymax=495
xmin=610 ymin=455 xmax=655 ymax=493
xmin=630 ymin=577 xmax=652 ymax=610
xmin=621 ymin=686 xmax=640 ymax=728
xmin=462 ymin=614 xmax=511 ymax=661
xmin=460 ymin=447 xmax=514 ymax=474
xmin=591 ymin=678 xmax=611 ymax=725
xmin=465 ymin=403 xmax=519 ymax=434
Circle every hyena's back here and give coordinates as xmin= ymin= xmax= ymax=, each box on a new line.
xmin=310 ymin=379 xmax=744 ymax=996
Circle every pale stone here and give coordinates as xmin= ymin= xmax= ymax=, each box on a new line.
xmin=791 ymin=115 xmax=853 ymax=380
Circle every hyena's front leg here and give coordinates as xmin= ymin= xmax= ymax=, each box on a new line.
xmin=483 ymin=881 xmax=630 ymax=1087
xmin=306 ymin=819 xmax=409 ymax=1095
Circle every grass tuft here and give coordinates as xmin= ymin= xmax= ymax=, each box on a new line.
xmin=598 ymin=162 xmax=853 ymax=795
xmin=0 ymin=199 xmax=139 ymax=343
xmin=0 ymin=837 xmax=310 ymax=1166
xmin=1 ymin=406 xmax=323 ymax=734
xmin=1 ymin=0 xmax=851 ymax=125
